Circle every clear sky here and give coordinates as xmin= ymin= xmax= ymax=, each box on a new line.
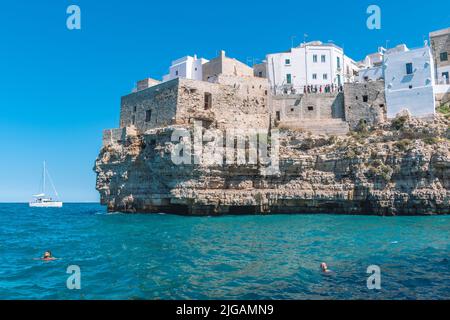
xmin=0 ymin=0 xmax=448 ymax=202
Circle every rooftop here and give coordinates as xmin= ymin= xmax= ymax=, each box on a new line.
xmin=430 ymin=27 xmax=450 ymax=37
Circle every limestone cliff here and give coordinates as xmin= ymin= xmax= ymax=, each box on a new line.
xmin=94 ymin=113 xmax=450 ymax=216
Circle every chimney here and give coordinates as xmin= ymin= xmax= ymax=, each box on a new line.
xmin=220 ymin=50 xmax=226 ymax=58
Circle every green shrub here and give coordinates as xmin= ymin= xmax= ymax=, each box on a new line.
xmin=394 ymin=139 xmax=412 ymax=151
xmin=437 ymin=103 xmax=450 ymax=115
xmin=392 ymin=116 xmax=408 ymax=130
xmin=367 ymin=162 xmax=393 ymax=183
xmin=423 ymin=137 xmax=439 ymax=145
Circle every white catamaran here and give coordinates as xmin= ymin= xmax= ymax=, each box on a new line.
xmin=29 ymin=161 xmax=63 ymax=208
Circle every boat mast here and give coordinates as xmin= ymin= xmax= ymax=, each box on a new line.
xmin=43 ymin=161 xmax=46 ymax=196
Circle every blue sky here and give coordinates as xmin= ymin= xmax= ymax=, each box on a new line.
xmin=0 ymin=0 xmax=448 ymax=202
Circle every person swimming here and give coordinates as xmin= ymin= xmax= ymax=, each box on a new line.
xmin=41 ymin=251 xmax=57 ymax=261
xmin=320 ymin=262 xmax=332 ymax=273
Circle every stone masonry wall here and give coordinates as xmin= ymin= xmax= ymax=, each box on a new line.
xmin=344 ymin=81 xmax=386 ymax=129
xmin=273 ymin=93 xmax=344 ymax=122
xmin=120 ymin=79 xmax=179 ymax=133
xmin=430 ymin=29 xmax=450 ymax=75
xmin=175 ymin=77 xmax=271 ymax=130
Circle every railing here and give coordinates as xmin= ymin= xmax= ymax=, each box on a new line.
xmin=274 ymin=84 xmax=344 ymax=95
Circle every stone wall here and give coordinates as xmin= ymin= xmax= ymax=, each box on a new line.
xmin=430 ymin=27 xmax=450 ymax=82
xmin=102 ymin=127 xmax=138 ymax=147
xmin=344 ymin=81 xmax=386 ymax=129
xmin=119 ymin=75 xmax=271 ymax=134
xmin=176 ymin=77 xmax=271 ymax=129
xmin=273 ymin=93 xmax=344 ymax=122
xmin=120 ymin=79 xmax=179 ymax=132
xmin=202 ymin=51 xmax=254 ymax=81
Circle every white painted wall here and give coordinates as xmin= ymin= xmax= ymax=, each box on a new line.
xmin=266 ymin=42 xmax=357 ymax=94
xmin=384 ymin=46 xmax=436 ymax=118
xmin=358 ymin=66 xmax=384 ymax=82
xmin=162 ymin=55 xmax=209 ymax=82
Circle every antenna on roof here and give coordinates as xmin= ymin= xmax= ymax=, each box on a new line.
xmin=291 ymin=35 xmax=297 ymax=48
xmin=303 ymin=33 xmax=308 ymax=44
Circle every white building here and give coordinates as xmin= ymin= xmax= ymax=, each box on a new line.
xmin=162 ymin=55 xmax=209 ymax=82
xmin=384 ymin=44 xmax=436 ymax=118
xmin=357 ymin=48 xmax=385 ymax=82
xmin=265 ymin=41 xmax=359 ymax=94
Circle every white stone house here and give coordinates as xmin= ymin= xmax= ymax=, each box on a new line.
xmin=357 ymin=48 xmax=385 ymax=82
xmin=384 ymin=45 xmax=436 ymax=118
xmin=162 ymin=55 xmax=209 ymax=82
xmin=265 ymin=41 xmax=359 ymax=94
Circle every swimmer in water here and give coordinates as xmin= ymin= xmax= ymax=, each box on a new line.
xmin=37 ymin=251 xmax=57 ymax=261
xmin=320 ymin=262 xmax=332 ymax=273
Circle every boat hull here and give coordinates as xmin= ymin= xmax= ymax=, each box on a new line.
xmin=29 ymin=202 xmax=63 ymax=208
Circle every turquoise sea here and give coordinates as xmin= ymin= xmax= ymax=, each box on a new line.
xmin=0 ymin=203 xmax=449 ymax=300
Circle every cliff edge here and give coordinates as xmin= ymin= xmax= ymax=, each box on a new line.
xmin=94 ymin=112 xmax=450 ymax=216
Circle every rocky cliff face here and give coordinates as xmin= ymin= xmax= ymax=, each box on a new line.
xmin=94 ymin=114 xmax=450 ymax=216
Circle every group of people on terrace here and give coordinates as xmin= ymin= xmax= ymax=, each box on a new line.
xmin=280 ymin=83 xmax=344 ymax=95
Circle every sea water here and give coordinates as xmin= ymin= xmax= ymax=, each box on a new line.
xmin=0 ymin=203 xmax=448 ymax=300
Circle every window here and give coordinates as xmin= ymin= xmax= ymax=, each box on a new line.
xmin=406 ymin=63 xmax=413 ymax=75
xmin=321 ymin=55 xmax=326 ymax=63
xmin=175 ymin=70 xmax=179 ymax=76
xmin=312 ymin=73 xmax=317 ymax=80
xmin=132 ymin=115 xmax=136 ymax=125
xmin=286 ymin=74 xmax=292 ymax=84
xmin=145 ymin=110 xmax=152 ymax=122
xmin=133 ymin=106 xmax=137 ymax=112
xmin=258 ymin=71 xmax=263 ymax=77
xmin=285 ymin=58 xmax=291 ymax=65
xmin=276 ymin=111 xmax=281 ymax=121
xmin=204 ymin=92 xmax=212 ymax=110
xmin=337 ymin=57 xmax=341 ymax=69
xmin=313 ymin=55 xmax=318 ymax=63
xmin=442 ymin=72 xmax=449 ymax=84
xmin=362 ymin=95 xmax=368 ymax=102
xmin=307 ymin=106 xmax=314 ymax=111
xmin=440 ymin=52 xmax=448 ymax=61
xmin=323 ymin=73 xmax=328 ymax=80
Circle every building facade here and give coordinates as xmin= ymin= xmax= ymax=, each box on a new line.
xmin=357 ymin=48 xmax=385 ymax=82
xmin=162 ymin=55 xmax=209 ymax=82
xmin=265 ymin=41 xmax=359 ymax=94
xmin=430 ymin=27 xmax=450 ymax=85
xmin=384 ymin=45 xmax=436 ymax=118
xmin=202 ymin=50 xmax=254 ymax=82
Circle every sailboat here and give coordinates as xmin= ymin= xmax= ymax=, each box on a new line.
xmin=29 ymin=161 xmax=63 ymax=208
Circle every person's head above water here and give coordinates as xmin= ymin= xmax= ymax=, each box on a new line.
xmin=43 ymin=251 xmax=52 ymax=259
xmin=320 ymin=262 xmax=328 ymax=272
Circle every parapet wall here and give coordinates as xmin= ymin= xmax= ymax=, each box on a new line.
xmin=273 ymin=92 xmax=345 ymax=122
xmin=102 ymin=126 xmax=138 ymax=147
